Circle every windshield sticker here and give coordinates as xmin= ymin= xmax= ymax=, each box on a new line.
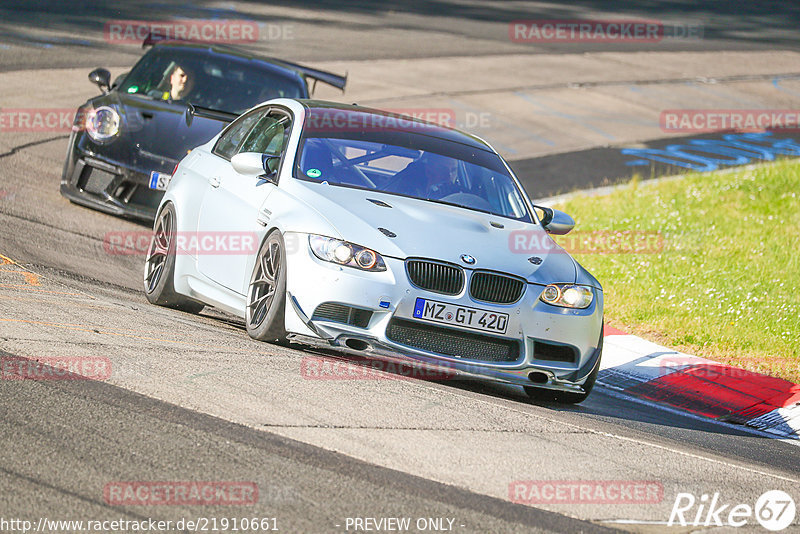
xmin=306 ymin=168 xmax=322 ymax=178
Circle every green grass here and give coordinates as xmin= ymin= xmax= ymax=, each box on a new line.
xmin=552 ymin=159 xmax=800 ymax=383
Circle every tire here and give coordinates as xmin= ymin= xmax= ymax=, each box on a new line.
xmin=524 ymin=333 xmax=603 ymax=404
xmin=246 ymin=230 xmax=288 ymax=342
xmin=143 ymin=203 xmax=204 ymax=313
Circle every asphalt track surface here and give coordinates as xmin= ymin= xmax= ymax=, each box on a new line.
xmin=1 ymin=2 xmax=800 ymax=533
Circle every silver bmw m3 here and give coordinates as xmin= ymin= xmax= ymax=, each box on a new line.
xmin=144 ymin=99 xmax=604 ymax=403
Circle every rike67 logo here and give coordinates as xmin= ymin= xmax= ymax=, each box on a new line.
xmin=669 ymin=490 xmax=796 ymax=531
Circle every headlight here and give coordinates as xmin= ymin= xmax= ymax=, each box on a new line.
xmin=540 ymin=284 xmax=593 ymax=309
xmin=309 ymin=235 xmax=386 ymax=272
xmin=85 ymin=106 xmax=120 ymax=142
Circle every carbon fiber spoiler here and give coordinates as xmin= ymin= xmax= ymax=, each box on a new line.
xmin=272 ymin=60 xmax=347 ymax=92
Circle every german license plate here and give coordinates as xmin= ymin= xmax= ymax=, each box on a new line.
xmin=149 ymin=171 xmax=172 ymax=191
xmin=413 ymin=297 xmax=508 ymax=334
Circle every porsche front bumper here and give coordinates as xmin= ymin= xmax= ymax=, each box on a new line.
xmin=60 ymin=133 xmax=171 ymax=221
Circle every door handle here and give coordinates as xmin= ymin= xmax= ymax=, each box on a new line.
xmin=208 ymin=176 xmax=221 ymax=188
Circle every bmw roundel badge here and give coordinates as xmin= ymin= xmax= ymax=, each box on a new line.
xmin=460 ymin=254 xmax=476 ymax=265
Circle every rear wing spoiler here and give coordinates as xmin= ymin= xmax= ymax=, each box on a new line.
xmin=142 ymin=34 xmax=347 ymax=93
xmin=276 ymin=60 xmax=347 ymax=92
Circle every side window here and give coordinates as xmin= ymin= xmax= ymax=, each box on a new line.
xmin=212 ymin=109 xmax=265 ymax=160
xmin=239 ymin=111 xmax=292 ymax=156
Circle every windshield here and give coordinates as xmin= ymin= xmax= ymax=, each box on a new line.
xmin=294 ymin=111 xmax=530 ymax=221
xmin=117 ymin=47 xmax=305 ymax=114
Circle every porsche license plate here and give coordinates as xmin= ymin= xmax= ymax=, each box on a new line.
xmin=149 ymin=171 xmax=172 ymax=191
xmin=412 ymin=298 xmax=508 ymax=334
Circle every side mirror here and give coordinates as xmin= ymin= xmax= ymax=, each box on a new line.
xmin=535 ymin=205 xmax=574 ymax=235
xmin=88 ymin=68 xmax=112 ymax=93
xmin=231 ymin=152 xmax=281 ymax=183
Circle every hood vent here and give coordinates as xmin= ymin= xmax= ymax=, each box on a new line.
xmin=378 ymin=227 xmax=396 ymax=238
xmin=367 ymin=198 xmax=392 ymax=208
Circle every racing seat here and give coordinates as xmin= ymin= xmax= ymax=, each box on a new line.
xmin=382 ymin=160 xmax=426 ymax=197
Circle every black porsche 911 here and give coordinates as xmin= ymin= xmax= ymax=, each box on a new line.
xmin=60 ymin=39 xmax=346 ymax=221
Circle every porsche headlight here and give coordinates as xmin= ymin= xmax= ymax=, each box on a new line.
xmin=540 ymin=284 xmax=593 ymax=309
xmin=309 ymin=235 xmax=386 ymax=272
xmin=86 ymin=106 xmax=120 ymax=142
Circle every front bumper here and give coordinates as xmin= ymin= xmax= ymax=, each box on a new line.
xmin=284 ymin=233 xmax=604 ymax=392
xmin=61 ymin=146 xmax=166 ymax=222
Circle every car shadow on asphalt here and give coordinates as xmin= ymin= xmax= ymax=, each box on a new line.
xmin=191 ymin=309 xmax=787 ymax=441
xmin=291 ymin=344 xmax=786 ymax=440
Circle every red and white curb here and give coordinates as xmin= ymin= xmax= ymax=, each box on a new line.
xmin=598 ymin=326 xmax=800 ymax=439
